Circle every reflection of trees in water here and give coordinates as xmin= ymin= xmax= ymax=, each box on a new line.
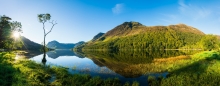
xmin=82 ymin=50 xmax=199 ymax=64
xmin=76 ymin=50 xmax=199 ymax=78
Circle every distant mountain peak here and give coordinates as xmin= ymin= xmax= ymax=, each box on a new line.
xmin=104 ymin=21 xmax=144 ymax=37
xmin=119 ymin=21 xmax=143 ymax=30
xmin=122 ymin=21 xmax=143 ymax=28
xmin=47 ymin=41 xmax=85 ymax=49
xmin=49 ymin=40 xmax=59 ymax=43
xmin=92 ymin=32 xmax=105 ymax=41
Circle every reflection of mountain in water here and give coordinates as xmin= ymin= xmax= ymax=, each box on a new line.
xmin=79 ymin=50 xmax=200 ymax=78
xmin=46 ymin=50 xmax=85 ymax=59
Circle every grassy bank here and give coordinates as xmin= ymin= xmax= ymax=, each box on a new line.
xmin=148 ymin=50 xmax=220 ymax=86
xmin=0 ymin=52 xmax=138 ymax=86
xmin=1 ymin=50 xmax=220 ymax=86
xmin=74 ymin=50 xmax=220 ymax=86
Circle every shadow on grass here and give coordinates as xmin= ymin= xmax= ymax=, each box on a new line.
xmin=170 ymin=52 xmax=220 ymax=75
xmin=157 ymin=52 xmax=220 ymax=86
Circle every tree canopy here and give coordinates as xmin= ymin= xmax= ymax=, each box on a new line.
xmin=0 ymin=15 xmax=22 ymax=50
xmin=198 ymin=34 xmax=220 ymax=51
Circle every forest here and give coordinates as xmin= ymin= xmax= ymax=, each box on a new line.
xmin=75 ymin=22 xmax=220 ymax=51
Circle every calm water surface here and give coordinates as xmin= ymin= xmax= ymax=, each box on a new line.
xmin=30 ymin=50 xmax=198 ymax=85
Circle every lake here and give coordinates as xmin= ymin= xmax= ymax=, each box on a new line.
xmin=30 ymin=50 xmax=198 ymax=85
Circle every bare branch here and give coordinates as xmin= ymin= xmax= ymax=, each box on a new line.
xmin=45 ymin=20 xmax=57 ymax=36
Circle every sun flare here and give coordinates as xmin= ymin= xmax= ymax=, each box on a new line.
xmin=13 ymin=32 xmax=20 ymax=38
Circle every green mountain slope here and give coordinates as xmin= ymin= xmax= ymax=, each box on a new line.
xmin=77 ymin=22 xmax=205 ymax=50
xmin=19 ymin=36 xmax=42 ymax=50
xmin=91 ymin=32 xmax=105 ymax=42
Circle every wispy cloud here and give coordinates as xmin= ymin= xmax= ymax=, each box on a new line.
xmin=112 ymin=3 xmax=124 ymax=14
xmin=160 ymin=14 xmax=178 ymax=24
xmin=216 ymin=11 xmax=220 ymax=22
xmin=178 ymin=0 xmax=211 ymax=20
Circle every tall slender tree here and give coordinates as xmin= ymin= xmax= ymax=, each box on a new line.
xmin=38 ymin=13 xmax=57 ymax=65
xmin=38 ymin=13 xmax=57 ymax=53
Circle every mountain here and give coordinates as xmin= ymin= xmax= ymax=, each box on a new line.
xmin=47 ymin=40 xmax=75 ymax=49
xmin=47 ymin=40 xmax=85 ymax=49
xmin=20 ymin=36 xmax=42 ymax=50
xmin=91 ymin=32 xmax=105 ymax=41
xmin=74 ymin=41 xmax=85 ymax=47
xmin=17 ymin=36 xmax=42 ymax=57
xmin=76 ymin=21 xmax=205 ymax=50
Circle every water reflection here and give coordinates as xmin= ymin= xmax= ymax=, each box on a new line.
xmin=42 ymin=53 xmax=47 ymax=66
xmin=30 ymin=50 xmax=200 ymax=85
xmin=79 ymin=50 xmax=199 ymax=78
xmin=47 ymin=50 xmax=85 ymax=59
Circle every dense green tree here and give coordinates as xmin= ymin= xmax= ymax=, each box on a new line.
xmin=0 ymin=15 xmax=11 ymax=48
xmin=0 ymin=15 xmax=22 ymax=50
xmin=10 ymin=21 xmax=23 ymax=50
xmin=199 ymin=34 xmax=220 ymax=51
xmin=10 ymin=21 xmax=22 ymax=33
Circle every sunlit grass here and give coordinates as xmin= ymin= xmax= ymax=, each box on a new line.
xmin=82 ymin=50 xmax=220 ymax=85
xmin=1 ymin=50 xmax=220 ymax=86
xmin=149 ymin=50 xmax=220 ymax=86
xmin=0 ymin=52 xmax=139 ymax=86
xmin=68 ymin=50 xmax=219 ymax=85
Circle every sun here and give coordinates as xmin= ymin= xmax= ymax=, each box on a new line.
xmin=13 ymin=31 xmax=20 ymax=38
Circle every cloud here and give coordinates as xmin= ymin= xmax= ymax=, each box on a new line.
xmin=112 ymin=3 xmax=124 ymax=14
xmin=160 ymin=14 xmax=178 ymax=24
xmin=178 ymin=0 xmax=211 ymax=20
xmin=217 ymin=8 xmax=220 ymax=22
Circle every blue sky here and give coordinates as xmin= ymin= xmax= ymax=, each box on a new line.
xmin=0 ymin=0 xmax=220 ymax=44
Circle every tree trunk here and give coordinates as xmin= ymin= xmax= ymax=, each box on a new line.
xmin=42 ymin=35 xmax=47 ymax=66
xmin=44 ymin=35 xmax=46 ymax=54
xmin=42 ymin=23 xmax=47 ymax=65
